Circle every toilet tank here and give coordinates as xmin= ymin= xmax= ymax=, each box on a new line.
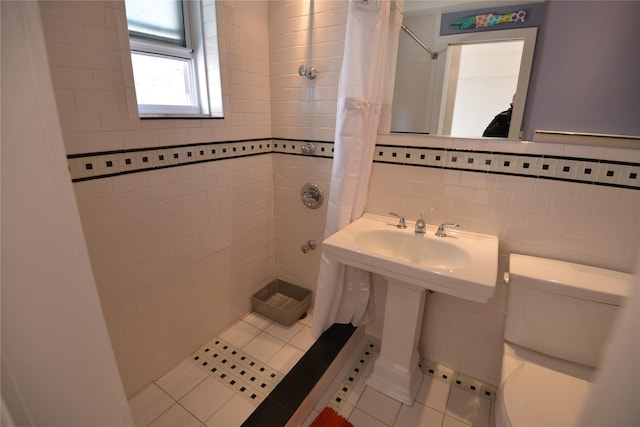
xmin=506 ymin=254 xmax=634 ymax=368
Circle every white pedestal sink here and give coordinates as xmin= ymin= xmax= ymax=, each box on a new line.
xmin=323 ymin=214 xmax=498 ymax=405
xmin=366 ymin=278 xmax=426 ymax=405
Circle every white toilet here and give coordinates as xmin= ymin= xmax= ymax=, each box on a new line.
xmin=497 ymin=254 xmax=634 ymax=427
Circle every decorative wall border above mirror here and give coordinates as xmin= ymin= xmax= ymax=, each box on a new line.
xmin=441 ymin=2 xmax=545 ymax=36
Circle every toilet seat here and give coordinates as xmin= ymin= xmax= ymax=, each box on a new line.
xmin=500 ymin=361 xmax=593 ymax=427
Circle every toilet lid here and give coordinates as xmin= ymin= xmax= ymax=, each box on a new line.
xmin=503 ymin=362 xmax=593 ymax=427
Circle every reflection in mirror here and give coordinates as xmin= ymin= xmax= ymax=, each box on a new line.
xmin=388 ymin=4 xmax=538 ymax=139
xmin=444 ymin=40 xmax=524 ymax=137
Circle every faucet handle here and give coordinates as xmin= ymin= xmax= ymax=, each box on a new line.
xmin=436 ymin=223 xmax=459 ymax=237
xmin=389 ymin=212 xmax=407 ymax=229
xmin=415 ymin=212 xmax=426 ymax=234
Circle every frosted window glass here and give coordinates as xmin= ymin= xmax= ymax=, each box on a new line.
xmin=125 ymin=0 xmax=185 ymax=46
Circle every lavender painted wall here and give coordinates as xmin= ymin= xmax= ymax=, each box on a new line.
xmin=522 ymin=0 xmax=640 ymax=139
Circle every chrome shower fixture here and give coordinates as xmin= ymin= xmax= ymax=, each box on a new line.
xmin=301 ymin=240 xmax=317 ymax=254
xmin=298 ymin=65 xmax=317 ymax=80
xmin=300 ymin=142 xmax=315 ymax=155
xmin=300 ymin=183 xmax=323 ymax=209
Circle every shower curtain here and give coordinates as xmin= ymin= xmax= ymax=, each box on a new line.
xmin=312 ymin=0 xmax=398 ymax=338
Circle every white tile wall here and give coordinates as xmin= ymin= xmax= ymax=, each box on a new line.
xmin=73 ymin=156 xmax=274 ymax=395
xmin=272 ymin=154 xmax=333 ymax=298
xmin=40 ymin=0 xmax=272 ymax=156
xmin=40 ymin=0 xmax=277 ymax=397
xmin=269 ymin=1 xmax=347 ymax=141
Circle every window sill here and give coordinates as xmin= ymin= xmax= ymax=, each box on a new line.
xmin=139 ymin=114 xmax=224 ymax=120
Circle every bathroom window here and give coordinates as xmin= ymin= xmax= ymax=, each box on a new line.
xmin=125 ymin=0 xmax=223 ymax=118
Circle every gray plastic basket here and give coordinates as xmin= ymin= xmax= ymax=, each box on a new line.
xmin=252 ymin=280 xmax=311 ymax=326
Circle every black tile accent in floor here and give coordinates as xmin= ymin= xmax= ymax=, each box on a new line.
xmin=241 ymin=323 xmax=357 ymax=427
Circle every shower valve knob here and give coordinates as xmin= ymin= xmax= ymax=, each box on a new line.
xmin=301 ymin=240 xmax=317 ymax=253
xmin=301 ymin=143 xmax=315 ymax=154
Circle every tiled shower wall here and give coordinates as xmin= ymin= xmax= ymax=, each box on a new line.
xmin=269 ymin=1 xmax=347 ymax=289
xmin=269 ymin=1 xmax=347 ymax=141
xmin=39 ymin=0 xmax=276 ymax=396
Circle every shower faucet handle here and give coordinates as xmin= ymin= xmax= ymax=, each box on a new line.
xmin=389 ymin=212 xmax=407 ymax=229
xmin=415 ymin=212 xmax=426 ymax=234
xmin=300 ymin=143 xmax=315 ymax=154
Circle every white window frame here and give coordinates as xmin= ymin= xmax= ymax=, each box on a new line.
xmin=127 ymin=0 xmax=222 ymax=118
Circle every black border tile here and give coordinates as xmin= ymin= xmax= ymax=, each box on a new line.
xmin=241 ymin=323 xmax=356 ymax=427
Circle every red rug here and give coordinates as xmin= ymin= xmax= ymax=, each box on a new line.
xmin=310 ymin=407 xmax=353 ymax=427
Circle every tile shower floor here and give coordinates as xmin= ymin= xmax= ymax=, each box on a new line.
xmin=128 ymin=310 xmax=494 ymax=427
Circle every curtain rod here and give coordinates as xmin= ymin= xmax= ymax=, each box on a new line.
xmin=401 ymin=24 xmax=438 ymax=59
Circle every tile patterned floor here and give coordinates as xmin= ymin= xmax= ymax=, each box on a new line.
xmin=129 ymin=310 xmax=494 ymax=427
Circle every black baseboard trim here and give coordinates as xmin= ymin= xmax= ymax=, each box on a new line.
xmin=241 ymin=323 xmax=357 ymax=427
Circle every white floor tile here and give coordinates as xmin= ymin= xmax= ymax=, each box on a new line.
xmin=220 ymin=320 xmax=261 ymax=348
xmin=179 ymin=376 xmax=234 ymax=422
xmin=446 ymin=387 xmax=491 ymax=427
xmin=148 ymin=403 xmax=202 ymax=427
xmin=395 ymin=402 xmax=444 ymax=427
xmin=289 ymin=325 xmax=316 ymax=351
xmin=442 ymin=414 xmax=472 ymax=427
xmin=264 ymin=320 xmax=303 ymax=342
xmin=355 ymin=387 xmax=402 ymax=426
xmin=242 ymin=331 xmax=286 ymax=363
xmin=298 ymin=308 xmax=313 ymax=327
xmin=129 ymin=384 xmax=174 ymax=427
xmin=204 ymin=394 xmax=256 ymax=427
xmin=136 ymin=321 xmax=490 ymax=427
xmin=156 ymin=360 xmax=208 ymax=400
xmin=416 ymin=374 xmax=451 ymax=412
xmin=267 ymin=343 xmax=304 ymax=374
xmin=242 ymin=312 xmax=273 ymax=330
xmin=349 ymin=407 xmax=390 ymax=427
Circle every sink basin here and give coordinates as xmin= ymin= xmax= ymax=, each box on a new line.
xmin=354 ymin=229 xmax=472 ymax=269
xmin=323 ymin=213 xmax=498 ymax=303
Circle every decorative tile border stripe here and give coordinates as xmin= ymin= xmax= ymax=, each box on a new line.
xmin=327 ymin=337 xmax=379 ymax=412
xmin=66 ymin=139 xmax=640 ymax=189
xmin=68 ymin=138 xmax=274 ymax=182
xmin=272 ymin=138 xmax=335 ymax=158
xmin=189 ymin=337 xmax=283 ymax=405
xmin=374 ymin=145 xmax=640 ymax=189
xmin=422 ymin=358 xmax=497 ymax=401
xmin=66 ymin=138 xmax=334 ymax=182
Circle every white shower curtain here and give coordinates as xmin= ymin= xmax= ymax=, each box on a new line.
xmin=312 ymin=0 xmax=397 ymax=338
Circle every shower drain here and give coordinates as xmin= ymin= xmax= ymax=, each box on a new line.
xmin=189 ymin=337 xmax=283 ymax=405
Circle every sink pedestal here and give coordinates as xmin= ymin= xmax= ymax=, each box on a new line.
xmin=366 ymin=278 xmax=426 ymax=406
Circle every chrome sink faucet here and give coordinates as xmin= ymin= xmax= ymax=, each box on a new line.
xmin=415 ymin=212 xmax=426 ymax=234
xmin=389 ymin=212 xmax=407 ymax=229
xmin=436 ymin=223 xmax=459 ymax=237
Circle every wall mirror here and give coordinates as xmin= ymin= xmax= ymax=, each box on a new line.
xmin=387 ymin=1 xmax=541 ymax=139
